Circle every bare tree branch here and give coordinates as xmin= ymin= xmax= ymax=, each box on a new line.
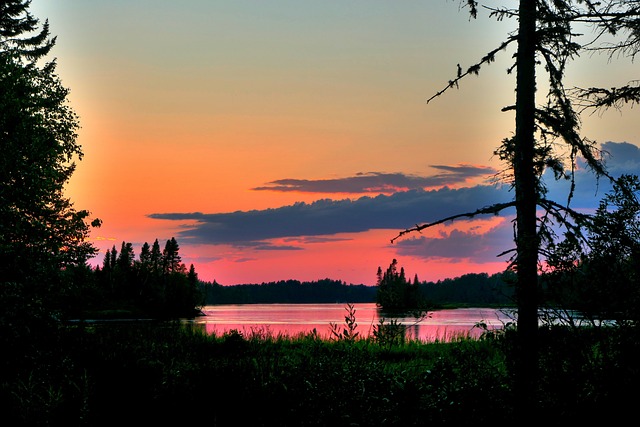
xmin=427 ymin=37 xmax=516 ymax=104
xmin=570 ymin=82 xmax=640 ymax=113
xmin=390 ymin=201 xmax=516 ymax=243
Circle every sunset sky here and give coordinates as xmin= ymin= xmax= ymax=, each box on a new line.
xmin=32 ymin=1 xmax=639 ymax=286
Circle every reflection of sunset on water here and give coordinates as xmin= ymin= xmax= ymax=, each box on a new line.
xmin=189 ymin=304 xmax=514 ymax=342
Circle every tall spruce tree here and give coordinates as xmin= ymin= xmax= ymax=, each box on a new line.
xmin=0 ymin=0 xmax=55 ymax=62
xmin=162 ymin=237 xmax=183 ymax=274
xmin=150 ymin=238 xmax=162 ymax=274
xmin=139 ymin=242 xmax=151 ymax=267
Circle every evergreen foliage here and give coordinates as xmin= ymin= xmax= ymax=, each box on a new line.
xmin=375 ymin=259 xmax=425 ymax=313
xmin=199 ymin=267 xmax=515 ymax=308
xmin=375 ymin=259 xmax=515 ymax=312
xmin=420 ymin=271 xmax=516 ymax=307
xmin=0 ymin=0 xmax=56 ymax=62
xmin=201 ymin=278 xmax=376 ymax=305
xmin=91 ymin=237 xmax=203 ymax=319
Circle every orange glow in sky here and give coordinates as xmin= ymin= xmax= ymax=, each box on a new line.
xmin=31 ymin=1 xmax=639 ymax=285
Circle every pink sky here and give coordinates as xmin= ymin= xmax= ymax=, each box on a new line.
xmin=32 ymin=1 xmax=639 ymax=285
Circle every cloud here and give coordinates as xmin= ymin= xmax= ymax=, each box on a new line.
xmin=600 ymin=141 xmax=640 ymax=175
xmin=254 ymin=244 xmax=304 ymax=251
xmin=149 ymin=142 xmax=640 ymax=253
xmin=234 ymin=257 xmax=257 ymax=263
xmin=544 ymin=140 xmax=640 ymax=208
xmin=284 ymin=236 xmax=352 ymax=244
xmin=149 ymin=184 xmax=512 ymax=246
xmin=394 ymin=220 xmax=515 ymax=263
xmin=251 ymin=165 xmax=497 ymax=193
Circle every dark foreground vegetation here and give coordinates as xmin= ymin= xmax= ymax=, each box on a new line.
xmin=2 ymin=313 xmax=639 ymax=426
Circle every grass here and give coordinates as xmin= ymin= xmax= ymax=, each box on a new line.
xmin=2 ymin=307 xmax=640 ymax=426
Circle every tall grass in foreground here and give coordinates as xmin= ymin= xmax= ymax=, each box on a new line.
xmin=2 ymin=308 xmax=640 ymax=426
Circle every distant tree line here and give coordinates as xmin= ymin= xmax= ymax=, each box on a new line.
xmin=200 ymin=268 xmax=516 ymax=309
xmin=201 ymin=279 xmax=376 ymax=304
xmin=420 ymin=271 xmax=516 ymax=308
xmin=375 ymin=258 xmax=516 ymax=312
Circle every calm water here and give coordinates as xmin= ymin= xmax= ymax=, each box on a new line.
xmin=188 ymin=303 xmax=516 ymax=342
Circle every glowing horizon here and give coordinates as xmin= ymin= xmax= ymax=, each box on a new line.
xmin=31 ymin=1 xmax=639 ymax=285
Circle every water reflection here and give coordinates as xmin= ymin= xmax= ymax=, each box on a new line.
xmin=187 ymin=303 xmax=516 ymax=342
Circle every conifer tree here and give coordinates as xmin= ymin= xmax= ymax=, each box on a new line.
xmin=0 ymin=0 xmax=55 ymax=62
xmin=150 ymin=239 xmax=162 ymax=274
xmin=109 ymin=245 xmax=117 ymax=270
xmin=375 ymin=259 xmax=423 ymax=312
xmin=102 ymin=248 xmax=112 ymax=271
xmin=139 ymin=242 xmax=151 ymax=269
xmin=162 ymin=237 xmax=183 ymax=274
xmin=117 ymin=242 xmax=134 ymax=271
xmin=188 ymin=264 xmax=198 ymax=284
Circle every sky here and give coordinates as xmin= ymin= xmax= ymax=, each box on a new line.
xmin=31 ymin=1 xmax=639 ymax=286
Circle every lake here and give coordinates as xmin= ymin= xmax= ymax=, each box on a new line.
xmin=187 ymin=303 xmax=516 ymax=342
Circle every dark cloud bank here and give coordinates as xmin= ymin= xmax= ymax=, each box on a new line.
xmin=149 ymin=142 xmax=640 ymax=259
xmin=149 ymin=185 xmax=511 ymax=245
xmin=251 ymin=164 xmax=496 ymax=193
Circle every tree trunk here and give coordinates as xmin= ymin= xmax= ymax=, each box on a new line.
xmin=514 ymin=0 xmax=539 ymax=418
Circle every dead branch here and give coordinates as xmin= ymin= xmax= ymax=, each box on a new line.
xmin=390 ymin=201 xmax=516 ymax=243
xmin=427 ymin=37 xmax=516 ymax=104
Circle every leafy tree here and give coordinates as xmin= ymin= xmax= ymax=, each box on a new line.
xmin=0 ymin=1 xmax=99 ymax=319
